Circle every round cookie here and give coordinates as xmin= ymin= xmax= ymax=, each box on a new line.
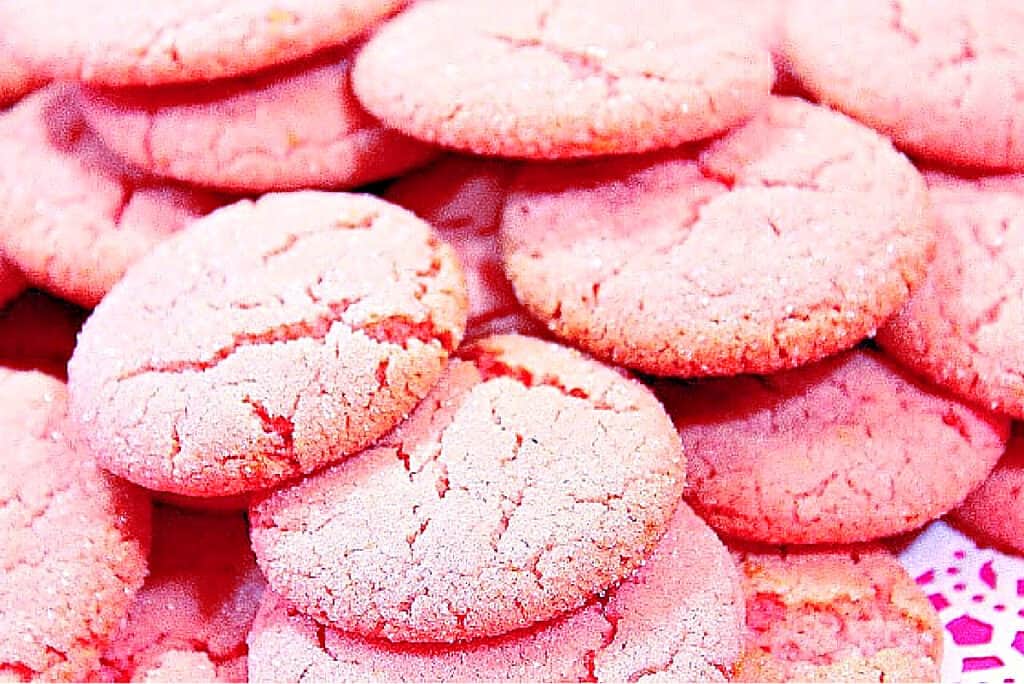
xmin=0 ymin=257 xmax=25 ymax=309
xmin=501 ymin=97 xmax=932 ymax=377
xmin=68 ymin=192 xmax=468 ymax=497
xmin=658 ymin=348 xmax=1010 ymax=544
xmin=248 ymin=501 xmax=744 ymax=682
xmin=951 ymin=424 xmax=1024 ymax=554
xmin=877 ymin=171 xmax=1024 ymax=419
xmin=0 ymin=369 xmax=151 ymax=682
xmin=730 ymin=543 xmax=943 ymax=682
xmin=352 ymin=0 xmax=774 ymax=158
xmin=249 ymin=334 xmax=685 ymax=643
xmin=0 ymin=85 xmax=222 ymax=308
xmin=0 ymin=290 xmax=87 ymax=375
xmin=785 ymin=0 xmax=1024 ymax=170
xmin=0 ymin=0 xmax=408 ymax=87
xmin=77 ymin=47 xmax=437 ymax=193
xmin=95 ymin=505 xmax=266 ymax=683
xmin=385 ymin=156 xmax=544 ymax=340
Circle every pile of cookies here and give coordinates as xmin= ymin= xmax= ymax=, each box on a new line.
xmin=0 ymin=1 xmax=1021 ymax=682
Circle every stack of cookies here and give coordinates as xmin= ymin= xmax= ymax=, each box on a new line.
xmin=0 ymin=1 xmax=1021 ymax=682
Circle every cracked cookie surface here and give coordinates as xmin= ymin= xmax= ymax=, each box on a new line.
xmin=658 ymin=348 xmax=1009 ymax=544
xmin=877 ymin=171 xmax=1024 ymax=419
xmin=67 ymin=191 xmax=468 ymax=497
xmin=0 ymin=369 xmax=151 ymax=682
xmin=249 ymin=334 xmax=685 ymax=643
xmin=352 ymin=0 xmax=774 ymax=158
xmin=501 ymin=97 xmax=932 ymax=377
xmin=77 ymin=46 xmax=436 ymax=193
xmin=785 ymin=0 xmax=1024 ymax=169
xmin=0 ymin=85 xmax=222 ymax=308
xmin=951 ymin=423 xmax=1024 ymax=554
xmin=248 ymin=501 xmax=742 ymax=682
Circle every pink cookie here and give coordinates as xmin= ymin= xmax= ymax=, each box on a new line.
xmin=0 ymin=256 xmax=25 ymax=309
xmin=68 ymin=192 xmax=468 ymax=497
xmin=353 ymin=0 xmax=774 ymax=159
xmin=385 ymin=156 xmax=544 ymax=340
xmin=77 ymin=47 xmax=436 ymax=193
xmin=501 ymin=97 xmax=932 ymax=377
xmin=248 ymin=501 xmax=744 ymax=682
xmin=658 ymin=348 xmax=1010 ymax=544
xmin=878 ymin=171 xmax=1024 ymax=419
xmin=785 ymin=0 xmax=1024 ymax=170
xmin=0 ymin=85 xmax=222 ymax=308
xmin=96 ymin=505 xmax=266 ymax=683
xmin=0 ymin=0 xmax=407 ymax=87
xmin=250 ymin=334 xmax=685 ymax=643
xmin=0 ymin=43 xmax=46 ymax=106
xmin=0 ymin=369 xmax=151 ymax=682
xmin=951 ymin=424 xmax=1024 ymax=554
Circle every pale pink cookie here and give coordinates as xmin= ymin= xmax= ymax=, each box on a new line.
xmin=95 ymin=505 xmax=266 ymax=683
xmin=77 ymin=47 xmax=436 ymax=193
xmin=0 ymin=369 xmax=151 ymax=682
xmin=68 ymin=192 xmax=468 ymax=497
xmin=501 ymin=97 xmax=932 ymax=377
xmin=731 ymin=544 xmax=943 ymax=682
xmin=0 ymin=290 xmax=87 ymax=375
xmin=249 ymin=501 xmax=743 ymax=682
xmin=353 ymin=0 xmax=774 ymax=159
xmin=385 ymin=156 xmax=544 ymax=340
xmin=250 ymin=335 xmax=685 ymax=643
xmin=0 ymin=257 xmax=25 ymax=309
xmin=951 ymin=424 xmax=1024 ymax=554
xmin=785 ymin=0 xmax=1024 ymax=169
xmin=658 ymin=348 xmax=1010 ymax=544
xmin=877 ymin=171 xmax=1024 ymax=419
xmin=0 ymin=85 xmax=222 ymax=308
xmin=0 ymin=0 xmax=408 ymax=87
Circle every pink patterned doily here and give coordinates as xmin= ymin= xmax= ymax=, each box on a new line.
xmin=899 ymin=520 xmax=1024 ymax=682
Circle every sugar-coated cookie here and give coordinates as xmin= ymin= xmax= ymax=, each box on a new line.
xmin=878 ymin=171 xmax=1024 ymax=419
xmin=502 ymin=97 xmax=932 ymax=377
xmin=353 ymin=0 xmax=774 ymax=159
xmin=68 ymin=192 xmax=468 ymax=497
xmin=78 ymin=47 xmax=436 ymax=193
xmin=731 ymin=543 xmax=942 ymax=682
xmin=951 ymin=424 xmax=1024 ymax=554
xmin=785 ymin=0 xmax=1024 ymax=170
xmin=658 ymin=348 xmax=1010 ymax=544
xmin=248 ymin=501 xmax=743 ymax=682
xmin=250 ymin=334 xmax=685 ymax=643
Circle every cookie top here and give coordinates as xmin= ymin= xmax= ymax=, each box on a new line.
xmin=77 ymin=47 xmax=436 ymax=193
xmin=248 ymin=501 xmax=743 ymax=682
xmin=250 ymin=334 xmax=685 ymax=643
xmin=0 ymin=370 xmax=151 ymax=681
xmin=385 ymin=155 xmax=544 ymax=340
xmin=0 ymin=257 xmax=25 ymax=309
xmin=951 ymin=424 xmax=1024 ymax=554
xmin=0 ymin=0 xmax=407 ymax=87
xmin=730 ymin=544 xmax=943 ymax=682
xmin=96 ymin=506 xmax=266 ymax=683
xmin=67 ymin=192 xmax=468 ymax=497
xmin=877 ymin=171 xmax=1024 ymax=419
xmin=785 ymin=0 xmax=1024 ymax=170
xmin=501 ymin=97 xmax=932 ymax=377
xmin=0 ymin=85 xmax=222 ymax=308
xmin=352 ymin=0 xmax=774 ymax=159
xmin=658 ymin=348 xmax=1010 ymax=544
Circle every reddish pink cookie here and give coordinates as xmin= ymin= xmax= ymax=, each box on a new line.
xmin=0 ymin=369 xmax=151 ymax=682
xmin=385 ymin=156 xmax=544 ymax=340
xmin=77 ymin=47 xmax=436 ymax=193
xmin=96 ymin=505 xmax=266 ymax=683
xmin=0 ymin=0 xmax=408 ymax=87
xmin=501 ymin=97 xmax=932 ymax=377
xmin=0 ymin=85 xmax=222 ymax=308
xmin=353 ymin=0 xmax=774 ymax=159
xmin=248 ymin=501 xmax=743 ymax=682
xmin=877 ymin=171 xmax=1024 ymax=419
xmin=250 ymin=334 xmax=685 ymax=643
xmin=951 ymin=424 xmax=1024 ymax=554
xmin=68 ymin=192 xmax=468 ymax=497
xmin=658 ymin=348 xmax=1010 ymax=544
xmin=0 ymin=290 xmax=87 ymax=375
xmin=785 ymin=0 xmax=1024 ymax=170
xmin=0 ymin=256 xmax=25 ymax=309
